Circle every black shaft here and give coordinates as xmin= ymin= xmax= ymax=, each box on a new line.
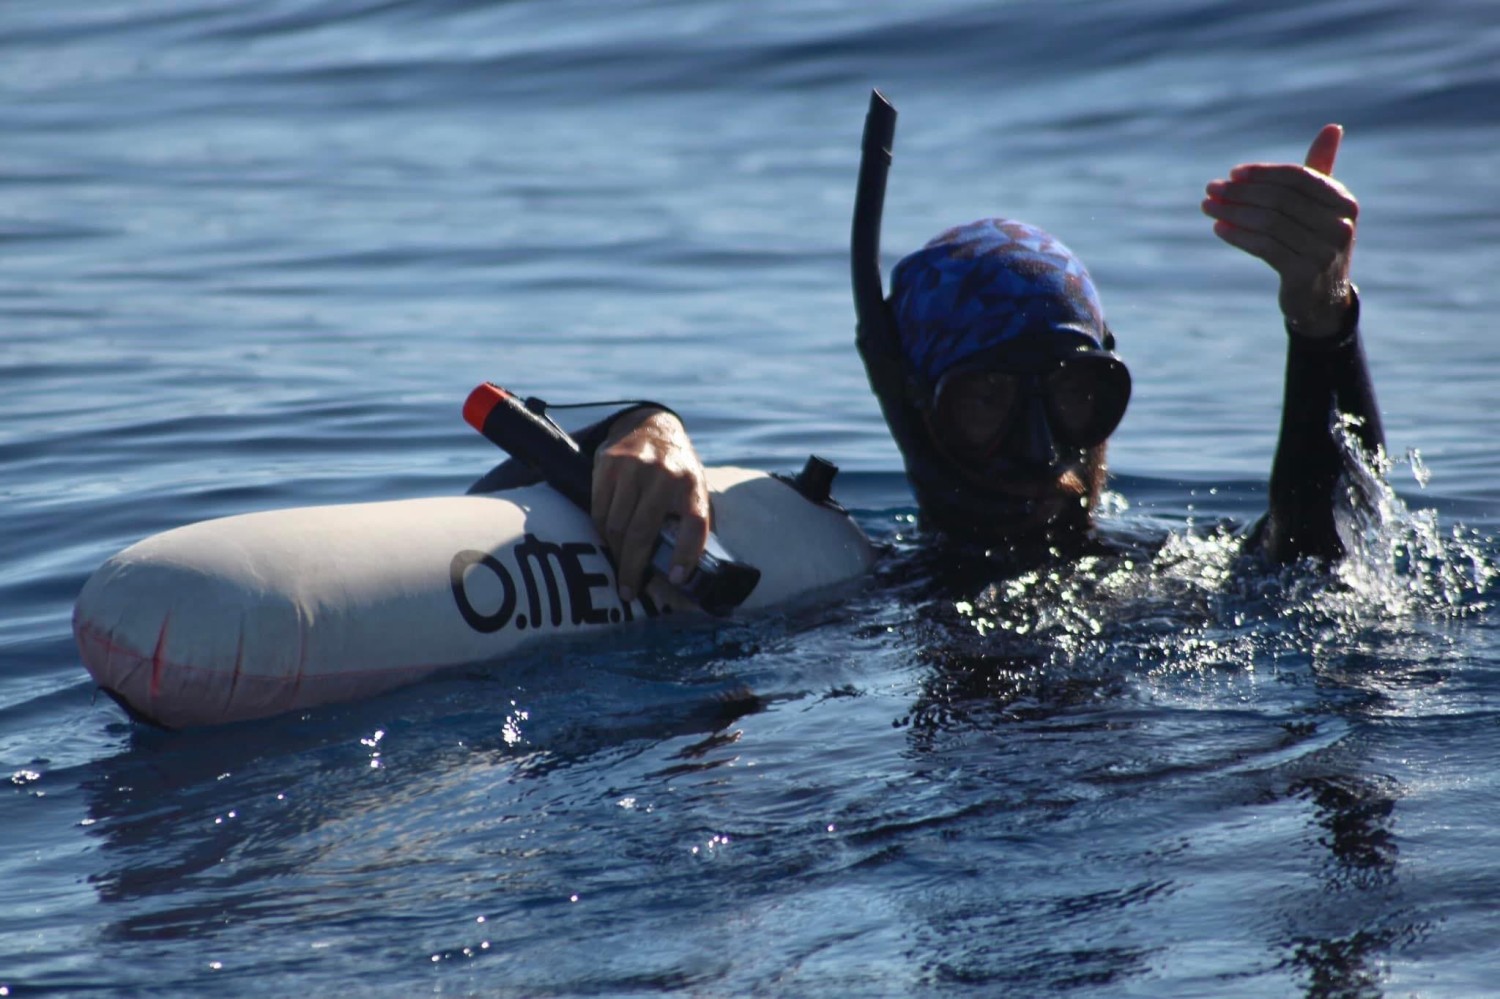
xmin=477 ymin=393 xmax=594 ymax=512
xmin=851 ymin=90 xmax=898 ymax=352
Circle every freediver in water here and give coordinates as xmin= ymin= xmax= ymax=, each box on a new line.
xmin=473 ymin=93 xmax=1383 ymax=601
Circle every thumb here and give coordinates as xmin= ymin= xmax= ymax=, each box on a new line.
xmin=1304 ymin=124 xmax=1343 ymax=176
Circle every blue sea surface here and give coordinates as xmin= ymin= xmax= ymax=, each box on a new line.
xmin=4 ymin=0 xmax=1500 ymax=995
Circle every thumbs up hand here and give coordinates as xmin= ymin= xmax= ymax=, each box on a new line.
xmin=1202 ymin=125 xmax=1359 ymax=339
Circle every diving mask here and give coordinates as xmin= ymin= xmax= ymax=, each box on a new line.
xmin=928 ymin=337 xmax=1131 ymax=468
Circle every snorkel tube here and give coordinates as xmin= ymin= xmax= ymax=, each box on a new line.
xmin=851 ymin=91 xmax=903 ymax=387
xmin=852 ymin=90 xmax=897 ymax=356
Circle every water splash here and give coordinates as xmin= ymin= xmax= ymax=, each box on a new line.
xmin=910 ymin=431 xmax=1496 ymax=712
xmin=1329 ymin=432 xmax=1495 ymax=624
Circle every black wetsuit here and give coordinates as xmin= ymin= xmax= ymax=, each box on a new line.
xmin=1255 ymin=294 xmax=1384 ymax=561
xmin=858 ymin=293 xmax=1383 ymax=564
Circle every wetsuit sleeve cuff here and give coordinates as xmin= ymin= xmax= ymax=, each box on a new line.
xmin=467 ymin=401 xmax=679 ymax=495
xmin=1285 ymin=286 xmax=1361 ymax=354
xmin=571 ymin=402 xmax=681 ymax=457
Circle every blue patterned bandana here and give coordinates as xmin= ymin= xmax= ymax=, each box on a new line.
xmin=889 ymin=219 xmax=1106 ymax=387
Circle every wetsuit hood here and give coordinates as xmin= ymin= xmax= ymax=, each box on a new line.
xmin=889 ymin=218 xmax=1109 ymax=389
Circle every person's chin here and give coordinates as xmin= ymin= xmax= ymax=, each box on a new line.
xmin=980 ymin=477 xmax=1090 ymax=537
xmin=942 ymin=459 xmax=1096 ymax=541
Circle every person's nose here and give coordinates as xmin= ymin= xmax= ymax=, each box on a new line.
xmin=1015 ymin=391 xmax=1059 ymax=468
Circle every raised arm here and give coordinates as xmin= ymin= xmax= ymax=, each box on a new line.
xmin=1201 ymin=125 xmax=1384 ymax=561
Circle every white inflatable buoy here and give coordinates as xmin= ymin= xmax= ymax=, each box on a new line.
xmin=74 ymin=467 xmax=875 ymax=729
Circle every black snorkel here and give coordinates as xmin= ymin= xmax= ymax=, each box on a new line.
xmin=851 ymin=90 xmax=910 ymax=411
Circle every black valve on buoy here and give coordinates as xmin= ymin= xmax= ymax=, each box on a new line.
xmin=780 ymin=455 xmax=843 ymax=511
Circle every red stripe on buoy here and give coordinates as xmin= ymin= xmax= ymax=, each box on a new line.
xmin=149 ymin=615 xmax=171 ymax=704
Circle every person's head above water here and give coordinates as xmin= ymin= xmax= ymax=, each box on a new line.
xmin=887 ymin=218 xmax=1132 ymax=539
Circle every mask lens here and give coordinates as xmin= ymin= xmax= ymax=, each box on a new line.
xmin=1043 ymin=356 xmax=1131 ymax=446
xmin=932 ymin=369 xmax=1019 ymax=458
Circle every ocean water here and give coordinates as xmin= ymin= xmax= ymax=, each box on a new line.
xmin=4 ymin=0 xmax=1500 ymax=995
